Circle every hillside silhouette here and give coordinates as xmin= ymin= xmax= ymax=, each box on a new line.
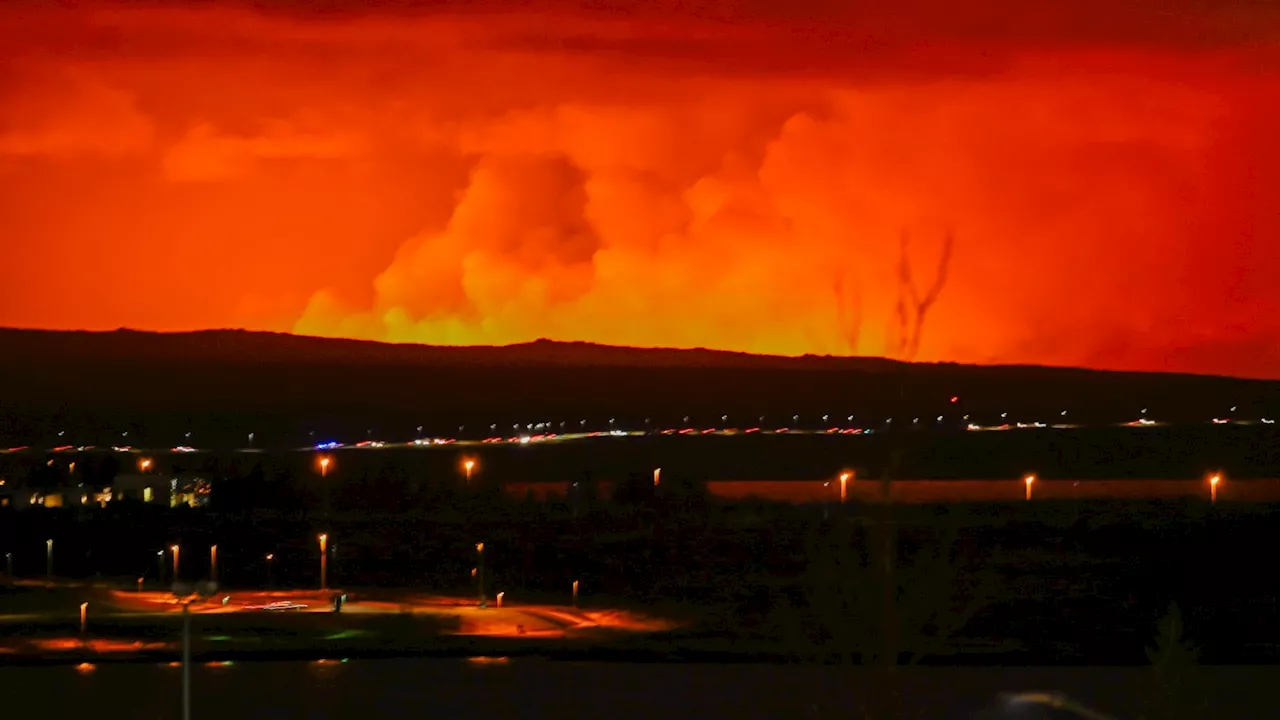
xmin=0 ymin=328 xmax=1276 ymax=447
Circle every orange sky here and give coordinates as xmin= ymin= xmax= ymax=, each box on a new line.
xmin=1 ymin=1 xmax=1278 ymax=377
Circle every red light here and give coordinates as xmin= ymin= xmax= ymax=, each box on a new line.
xmin=950 ymin=396 xmax=959 ymax=403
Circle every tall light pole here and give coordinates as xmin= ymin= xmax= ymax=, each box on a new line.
xmin=318 ymin=456 xmax=332 ymax=521
xmin=1210 ymin=474 xmax=1222 ymax=505
xmin=181 ymin=601 xmax=192 ymax=720
xmin=4 ymin=552 xmax=11 ymax=584
xmin=463 ymin=458 xmax=475 ymax=483
xmin=265 ymin=553 xmax=274 ymax=589
xmin=839 ymin=471 xmax=853 ymax=503
xmin=1024 ymin=474 xmax=1036 ymax=501
xmin=475 ymin=542 xmax=486 ymax=607
xmin=653 ymin=468 xmax=661 ymax=486
xmin=171 ymin=544 xmax=180 ymax=581
xmin=318 ymin=534 xmax=328 ymax=590
xmin=210 ymin=545 xmax=218 ymax=584
xmin=45 ymin=539 xmax=52 ymax=583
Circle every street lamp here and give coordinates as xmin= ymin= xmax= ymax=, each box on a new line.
xmin=463 ymin=458 xmax=476 ymax=483
xmin=653 ymin=468 xmax=661 ymax=486
xmin=838 ymin=471 xmax=852 ymax=503
xmin=45 ymin=539 xmax=53 ymax=583
xmin=318 ymin=456 xmax=333 ymax=520
xmin=139 ymin=458 xmax=152 ymax=473
xmin=318 ymin=534 xmax=328 ymax=590
xmin=1210 ymin=473 xmax=1222 ymax=505
xmin=1024 ymin=474 xmax=1036 ymax=501
xmin=265 ymin=553 xmax=274 ymax=588
xmin=475 ymin=542 xmax=486 ymax=607
xmin=171 ymin=545 xmax=180 ymax=581
xmin=210 ymin=545 xmax=218 ymax=584
xmin=572 ymin=579 xmax=579 ymax=608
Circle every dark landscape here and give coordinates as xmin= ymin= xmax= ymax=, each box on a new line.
xmin=2 ymin=329 xmax=1279 ymax=700
xmin=2 ymin=328 xmax=1277 ymax=447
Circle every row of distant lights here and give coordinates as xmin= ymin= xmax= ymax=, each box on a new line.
xmin=21 ymin=407 xmax=1275 ymax=453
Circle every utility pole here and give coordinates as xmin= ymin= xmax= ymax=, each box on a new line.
xmin=182 ymin=602 xmax=192 ymax=720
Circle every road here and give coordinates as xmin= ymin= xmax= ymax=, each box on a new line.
xmin=94 ymin=588 xmax=670 ymax=637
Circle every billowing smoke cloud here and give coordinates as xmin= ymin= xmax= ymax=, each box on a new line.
xmin=1 ymin=2 xmax=1278 ymax=376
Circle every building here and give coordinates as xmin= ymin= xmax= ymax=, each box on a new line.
xmin=112 ymin=474 xmax=211 ymax=507
xmin=0 ymin=474 xmax=213 ymax=509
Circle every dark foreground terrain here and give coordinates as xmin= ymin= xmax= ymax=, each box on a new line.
xmin=3 ymin=491 xmax=1278 ymax=666
xmin=8 ymin=658 xmax=1280 ymax=720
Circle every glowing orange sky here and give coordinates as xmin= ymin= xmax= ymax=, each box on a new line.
xmin=1 ymin=1 xmax=1278 ymax=377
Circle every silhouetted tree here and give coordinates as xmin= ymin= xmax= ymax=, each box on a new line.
xmin=781 ymin=517 xmax=1001 ymax=719
xmin=1140 ymin=603 xmax=1208 ymax=720
xmin=802 ymin=232 xmax=961 ymax=718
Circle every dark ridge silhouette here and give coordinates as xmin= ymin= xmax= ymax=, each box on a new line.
xmin=0 ymin=328 xmax=1276 ymax=448
xmin=0 ymin=326 xmax=1266 ymax=380
xmin=0 ymin=327 xmax=906 ymax=370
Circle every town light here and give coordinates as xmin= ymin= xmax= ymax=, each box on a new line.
xmin=1024 ymin=474 xmax=1036 ymax=501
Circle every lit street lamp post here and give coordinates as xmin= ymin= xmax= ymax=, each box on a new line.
xmin=319 ymin=534 xmax=328 ymax=591
xmin=210 ymin=545 xmax=218 ymax=584
xmin=1024 ymin=474 xmax=1036 ymax=501
xmin=156 ymin=551 xmax=165 ymax=585
xmin=1210 ymin=474 xmax=1221 ymax=505
xmin=45 ymin=539 xmax=52 ymax=583
xmin=181 ymin=601 xmax=192 ymax=720
xmin=839 ymin=471 xmax=853 ymax=503
xmin=572 ymin=579 xmax=579 ymax=608
xmin=476 ymin=543 xmax=486 ymax=608
xmin=171 ymin=545 xmax=180 ymax=581
xmin=5 ymin=552 xmax=12 ymax=584
xmin=463 ymin=459 xmax=476 ymax=483
xmin=318 ymin=456 xmax=332 ymax=521
xmin=265 ymin=553 xmax=274 ymax=589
